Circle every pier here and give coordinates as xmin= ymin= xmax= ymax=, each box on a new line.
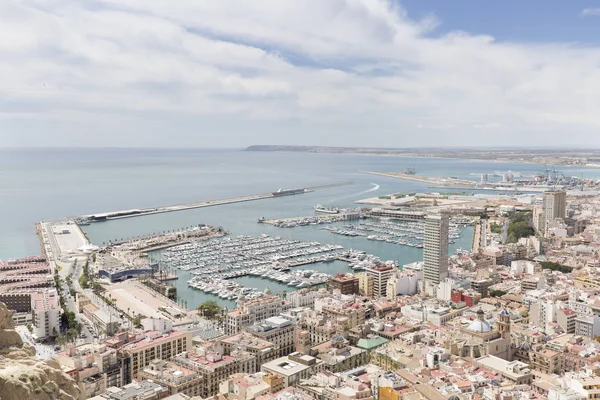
xmin=82 ymin=182 xmax=352 ymax=222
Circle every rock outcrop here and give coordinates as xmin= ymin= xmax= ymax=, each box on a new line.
xmin=0 ymin=302 xmax=81 ymax=400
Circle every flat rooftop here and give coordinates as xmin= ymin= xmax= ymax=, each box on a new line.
xmin=261 ymin=355 xmax=319 ymax=376
xmin=122 ymin=330 xmax=189 ymax=352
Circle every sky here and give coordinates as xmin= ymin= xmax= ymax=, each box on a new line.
xmin=2 ymin=0 xmax=600 ymax=148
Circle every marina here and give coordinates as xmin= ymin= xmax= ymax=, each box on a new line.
xmin=260 ymin=209 xmax=366 ymax=227
xmin=320 ymin=218 xmax=468 ymax=248
xmin=160 ymin=233 xmax=383 ymax=300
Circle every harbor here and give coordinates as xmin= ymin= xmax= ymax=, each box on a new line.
xmin=159 ymin=233 xmax=376 ymax=300
xmin=320 ymin=218 xmax=467 ymax=248
xmin=77 ymin=182 xmax=352 ymax=223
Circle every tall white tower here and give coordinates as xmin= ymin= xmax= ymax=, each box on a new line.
xmin=423 ymin=215 xmax=449 ymax=286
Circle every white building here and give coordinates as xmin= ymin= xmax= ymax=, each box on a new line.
xmin=423 ymin=215 xmax=449 ymax=292
xmin=226 ymin=294 xmax=290 ymax=335
xmin=529 ymin=299 xmax=560 ymax=328
xmin=436 ymin=278 xmax=460 ymax=302
xmin=574 ymin=315 xmax=600 ymax=339
xmin=511 ymin=260 xmax=541 ymax=275
xmin=286 ymin=289 xmax=327 ymax=308
xmin=142 ymin=318 xmax=173 ymax=333
xmin=31 ymin=289 xmax=61 ymax=340
xmin=386 ymin=270 xmax=422 ymax=300
xmin=400 ymin=301 xmax=466 ymax=326
xmin=261 ymin=352 xmax=323 ymax=387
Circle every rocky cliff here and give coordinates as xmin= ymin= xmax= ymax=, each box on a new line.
xmin=0 ymin=302 xmax=81 ymax=400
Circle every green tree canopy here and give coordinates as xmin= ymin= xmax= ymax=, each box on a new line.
xmin=197 ymin=300 xmax=222 ymax=319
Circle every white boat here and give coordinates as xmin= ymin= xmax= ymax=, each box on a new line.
xmin=314 ymin=205 xmax=340 ymax=214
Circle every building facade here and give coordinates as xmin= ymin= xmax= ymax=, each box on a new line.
xmin=246 ymin=316 xmax=297 ymax=357
xmin=120 ymin=330 xmax=192 ymax=382
xmin=423 ymin=215 xmax=449 ymax=291
xmin=364 ymin=264 xmax=394 ymax=298
xmin=543 ymin=191 xmax=567 ymax=236
xmin=226 ymin=295 xmax=290 ymax=335
xmin=329 ymin=274 xmax=360 ymax=295
xmin=31 ymin=289 xmax=60 ymax=339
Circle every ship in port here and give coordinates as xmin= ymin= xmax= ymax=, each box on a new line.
xmin=314 ymin=205 xmax=340 ymax=214
xmin=271 ymin=188 xmax=310 ymax=197
xmin=403 ymin=167 xmax=416 ymax=175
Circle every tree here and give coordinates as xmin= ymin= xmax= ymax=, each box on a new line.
xmin=56 ymin=335 xmax=68 ymax=348
xmin=52 ymin=327 xmax=58 ymax=337
xmin=490 ymin=223 xmax=502 ymax=234
xmin=540 ymin=261 xmax=573 ymax=273
xmin=67 ymin=328 xmax=78 ymax=343
xmin=197 ymin=300 xmax=221 ymax=320
xmin=489 ymin=289 xmax=507 ymax=298
xmin=132 ymin=314 xmax=143 ymax=328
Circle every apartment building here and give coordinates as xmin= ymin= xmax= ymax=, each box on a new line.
xmin=530 ymin=348 xmax=563 ymax=375
xmin=245 ymin=316 xmax=297 ymax=357
xmin=57 ymin=343 xmax=122 ymax=398
xmin=226 ymin=295 xmax=290 ymax=335
xmin=357 ymin=273 xmax=374 ymax=297
xmin=261 ymin=352 xmax=324 ymax=387
xmin=172 ymin=349 xmax=243 ymax=398
xmin=575 ymin=315 xmax=600 ymax=339
xmin=557 ymin=309 xmax=577 ymax=334
xmin=120 ymin=329 xmax=192 ymax=382
xmin=218 ymin=332 xmax=278 ymax=367
xmin=138 ymin=359 xmax=203 ymax=397
xmin=364 ymin=264 xmax=395 ymax=298
xmin=31 ymin=289 xmax=60 ymax=339
xmin=329 ymin=274 xmax=360 ymax=295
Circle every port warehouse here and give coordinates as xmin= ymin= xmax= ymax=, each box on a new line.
xmin=98 ymin=263 xmax=159 ymax=283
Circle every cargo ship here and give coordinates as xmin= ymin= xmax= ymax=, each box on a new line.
xmin=271 ymin=188 xmax=310 ymax=197
xmin=314 ymin=205 xmax=340 ymax=214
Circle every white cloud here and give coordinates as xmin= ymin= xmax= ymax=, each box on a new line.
xmin=581 ymin=8 xmax=600 ymax=16
xmin=1 ymin=0 xmax=600 ymax=147
xmin=474 ymin=123 xmax=502 ymax=130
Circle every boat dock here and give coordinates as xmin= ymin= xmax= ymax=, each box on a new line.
xmin=81 ymin=182 xmax=352 ymax=223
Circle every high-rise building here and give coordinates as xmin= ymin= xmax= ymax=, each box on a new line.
xmin=423 ymin=215 xmax=449 ymax=287
xmin=364 ymin=264 xmax=395 ymax=298
xmin=543 ymin=190 xmax=566 ymax=234
xmin=31 ymin=289 xmax=61 ymax=340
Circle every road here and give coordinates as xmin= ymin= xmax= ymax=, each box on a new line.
xmin=38 ymin=221 xmax=104 ymax=345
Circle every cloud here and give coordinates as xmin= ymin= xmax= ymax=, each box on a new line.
xmin=474 ymin=123 xmax=502 ymax=130
xmin=581 ymin=8 xmax=600 ymax=16
xmin=1 ymin=0 xmax=600 ymax=147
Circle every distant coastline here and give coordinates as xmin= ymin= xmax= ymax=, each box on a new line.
xmin=245 ymin=145 xmax=600 ymax=168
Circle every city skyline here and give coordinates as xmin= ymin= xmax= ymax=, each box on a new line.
xmin=1 ymin=1 xmax=600 ymax=148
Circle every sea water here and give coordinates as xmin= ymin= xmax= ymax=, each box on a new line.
xmin=2 ymin=148 xmax=594 ymax=307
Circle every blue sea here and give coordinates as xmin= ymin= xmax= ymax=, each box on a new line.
xmin=2 ymin=148 xmax=598 ymax=308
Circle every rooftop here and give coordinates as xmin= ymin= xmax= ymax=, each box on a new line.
xmin=122 ymin=330 xmax=189 ymax=352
